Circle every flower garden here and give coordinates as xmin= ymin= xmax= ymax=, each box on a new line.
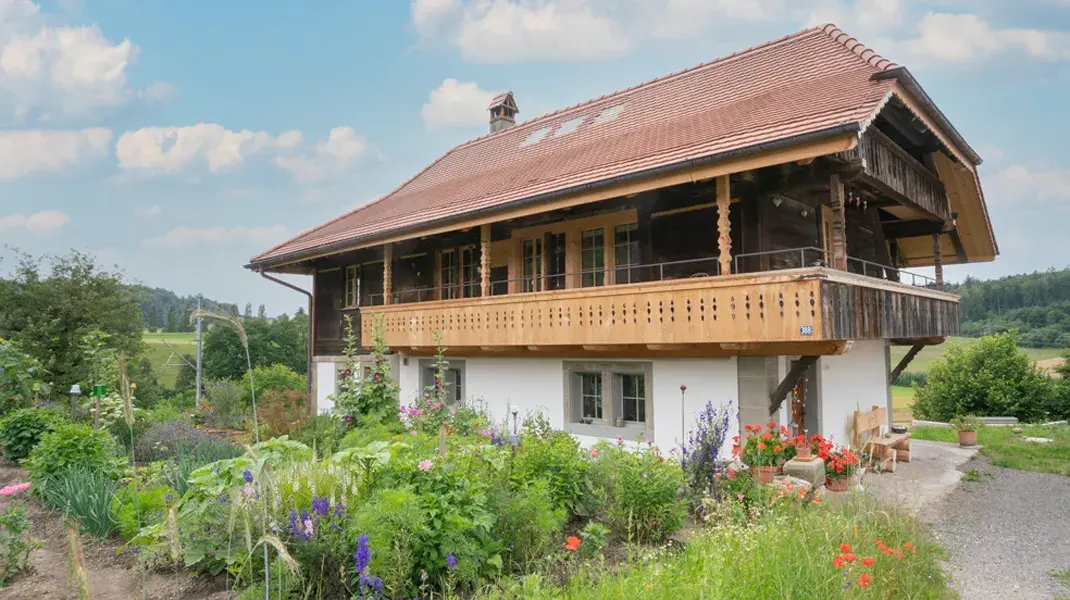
xmin=0 ymin=331 xmax=955 ymax=599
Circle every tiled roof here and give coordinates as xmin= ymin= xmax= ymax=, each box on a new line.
xmin=251 ymin=25 xmax=912 ymax=267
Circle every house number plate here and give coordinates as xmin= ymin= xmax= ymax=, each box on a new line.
xmin=799 ymin=325 xmax=813 ymax=336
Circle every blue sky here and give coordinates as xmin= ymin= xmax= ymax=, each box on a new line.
xmin=1 ymin=0 xmax=1069 ymax=315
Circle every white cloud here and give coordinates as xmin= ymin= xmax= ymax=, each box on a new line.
xmin=421 ymin=78 xmax=496 ymax=131
xmin=0 ymin=127 xmax=111 ymax=180
xmin=992 ymin=165 xmax=1070 ymax=202
xmin=115 ymin=123 xmax=300 ymax=175
xmin=275 ymin=127 xmax=368 ymax=183
xmin=133 ymin=204 xmax=162 ymax=218
xmin=0 ymin=1 xmax=170 ymax=121
xmin=143 ymin=225 xmax=290 ymax=248
xmin=0 ymin=209 xmax=70 ymax=232
xmin=907 ymin=13 xmax=1070 ymax=63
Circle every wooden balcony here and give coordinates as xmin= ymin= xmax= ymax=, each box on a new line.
xmin=840 ymin=128 xmax=951 ymax=221
xmin=359 ymin=267 xmax=959 ymax=357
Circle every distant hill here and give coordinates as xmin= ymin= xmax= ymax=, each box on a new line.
xmin=948 ymin=268 xmax=1070 ymax=348
xmin=133 ymin=286 xmax=239 ymax=332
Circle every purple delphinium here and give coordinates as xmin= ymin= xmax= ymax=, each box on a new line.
xmin=354 ymin=535 xmax=371 ymax=575
xmin=446 ymin=554 xmax=457 ymax=570
xmin=242 ymin=469 xmax=254 ymax=484
xmin=681 ymin=400 xmax=733 ymax=494
xmin=311 ymin=495 xmax=330 ymax=516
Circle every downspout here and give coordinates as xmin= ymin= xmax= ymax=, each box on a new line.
xmin=259 ymin=271 xmax=314 ymax=404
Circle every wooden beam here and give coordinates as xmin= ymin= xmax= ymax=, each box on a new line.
xmin=383 ymin=243 xmax=393 ymax=305
xmin=932 ymin=234 xmax=943 ymax=291
xmin=480 ymin=224 xmax=491 ymax=297
xmin=829 ymin=173 xmax=848 ymax=270
xmin=947 ymin=227 xmax=968 ymax=263
xmin=882 ymin=219 xmax=946 ymax=240
xmin=770 ymin=355 xmax=818 ymax=414
xmin=888 ymin=344 xmax=925 ymax=385
xmin=717 ymin=175 xmax=732 ymax=275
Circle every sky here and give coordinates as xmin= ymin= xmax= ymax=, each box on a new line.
xmin=1 ymin=0 xmax=1069 ymax=316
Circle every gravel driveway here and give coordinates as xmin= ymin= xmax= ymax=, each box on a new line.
xmin=926 ymin=456 xmax=1070 ymax=600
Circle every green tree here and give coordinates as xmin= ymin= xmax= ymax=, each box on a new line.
xmin=201 ymin=313 xmax=308 ymax=380
xmin=174 ymin=354 xmax=198 ymax=393
xmin=147 ymin=305 xmax=158 ymax=331
xmin=0 ymin=250 xmax=143 ymax=395
xmin=257 ymin=304 xmax=267 ymax=320
xmin=912 ymin=332 xmax=1055 ymax=422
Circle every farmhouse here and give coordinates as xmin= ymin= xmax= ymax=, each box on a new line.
xmin=249 ymin=25 xmax=997 ymax=448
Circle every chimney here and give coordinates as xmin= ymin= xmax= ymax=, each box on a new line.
xmin=488 ymin=91 xmax=519 ymax=133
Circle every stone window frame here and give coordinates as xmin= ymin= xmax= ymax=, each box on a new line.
xmin=564 ymin=361 xmax=653 ymax=439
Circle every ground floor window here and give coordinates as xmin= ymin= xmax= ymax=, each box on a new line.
xmin=419 ymin=359 xmax=466 ymax=405
xmin=565 ymin=361 xmax=653 ymax=437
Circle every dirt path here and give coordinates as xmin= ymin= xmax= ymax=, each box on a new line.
xmin=927 ymin=456 xmax=1070 ymax=600
xmin=0 ymin=464 xmax=227 ymax=600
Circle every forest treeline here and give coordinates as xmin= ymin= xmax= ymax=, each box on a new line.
xmin=949 ymin=268 xmax=1070 ymax=348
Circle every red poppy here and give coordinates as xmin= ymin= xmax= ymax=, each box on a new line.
xmin=832 ymin=556 xmax=844 ymax=569
xmin=903 ymin=542 xmax=915 ymax=553
xmin=862 ymin=557 xmax=876 ymax=567
xmin=565 ymin=536 xmax=581 ymax=552
xmin=840 ymin=544 xmax=852 ymax=553
xmin=844 ymin=553 xmax=857 ymax=563
xmin=858 ymin=573 xmax=872 ymax=588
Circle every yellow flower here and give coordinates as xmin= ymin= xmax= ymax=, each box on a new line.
xmin=130 ymin=383 xmax=137 ymax=390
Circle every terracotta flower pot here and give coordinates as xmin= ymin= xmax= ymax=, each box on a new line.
xmin=957 ymin=430 xmax=977 ymax=447
xmin=795 ymin=445 xmax=813 ymax=460
xmin=751 ymin=466 xmax=777 ymax=485
xmin=826 ymin=477 xmax=849 ymax=492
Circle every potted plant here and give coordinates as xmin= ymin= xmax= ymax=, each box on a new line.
xmin=824 ymin=446 xmax=859 ymax=492
xmin=950 ymin=414 xmax=981 ymax=447
xmin=793 ymin=434 xmax=813 ymax=461
xmin=738 ymin=422 xmax=790 ymax=484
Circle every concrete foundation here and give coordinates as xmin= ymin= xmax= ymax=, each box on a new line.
xmin=783 ymin=458 xmax=826 ymax=488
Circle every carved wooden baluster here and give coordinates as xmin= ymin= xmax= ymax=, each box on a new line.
xmin=480 ymin=224 xmax=491 ymax=297
xmin=383 ymin=243 xmax=393 ymax=305
xmin=830 ymin=173 xmax=847 ymax=270
xmin=932 ymin=234 xmax=943 ymax=291
xmin=717 ymin=175 xmax=732 ymax=276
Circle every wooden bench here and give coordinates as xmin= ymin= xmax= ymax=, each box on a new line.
xmin=853 ymin=405 xmax=910 ymax=472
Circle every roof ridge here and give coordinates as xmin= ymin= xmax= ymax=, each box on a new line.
xmin=818 ymin=23 xmax=898 ymax=71
xmin=443 ymin=25 xmax=832 ymax=154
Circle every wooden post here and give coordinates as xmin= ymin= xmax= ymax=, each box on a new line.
xmin=383 ymin=243 xmax=393 ymax=305
xmin=829 ymin=173 xmax=847 ymax=270
xmin=932 ymin=234 xmax=944 ymax=291
xmin=716 ymin=175 xmax=732 ymax=275
xmin=480 ymin=224 xmax=491 ymax=297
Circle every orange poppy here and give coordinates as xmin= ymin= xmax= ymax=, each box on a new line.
xmin=862 ymin=557 xmax=876 ymax=567
xmin=840 ymin=544 xmax=852 ymax=553
xmin=565 ymin=536 xmax=581 ymax=552
xmin=858 ymin=573 xmax=872 ymax=588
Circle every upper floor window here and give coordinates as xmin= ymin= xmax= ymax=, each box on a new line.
xmin=344 ymin=265 xmax=358 ymax=307
xmin=581 ymin=228 xmax=605 ymax=288
xmin=613 ymin=223 xmax=640 ymax=284
xmin=439 ymin=246 xmax=479 ymax=300
xmin=441 ymin=249 xmax=459 ymax=299
xmin=462 ymin=247 xmax=479 ymax=298
xmin=523 ymin=237 xmax=543 ymax=293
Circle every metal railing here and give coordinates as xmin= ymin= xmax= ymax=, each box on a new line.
xmin=733 ymin=247 xmax=937 ymax=288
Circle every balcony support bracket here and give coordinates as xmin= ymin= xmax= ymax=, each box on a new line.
xmin=888 ymin=344 xmax=925 ymax=386
xmin=769 ymin=355 xmax=819 ymax=414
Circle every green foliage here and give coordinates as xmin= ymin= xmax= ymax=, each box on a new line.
xmin=203 ymin=379 xmax=244 ymax=429
xmin=511 ymin=430 xmax=590 ymax=513
xmin=332 ymin=314 xmax=400 ymax=428
xmin=113 ymin=482 xmax=175 ymax=540
xmin=350 ymin=487 xmax=428 ymax=597
xmin=25 ymin=423 xmax=123 ymax=484
xmin=949 ymin=414 xmax=982 ymax=432
xmin=952 ymin=268 xmax=1070 ymax=347
xmin=36 ymin=467 xmax=118 ymax=538
xmin=590 ymin=442 xmax=685 ymax=543
xmin=201 ymin=309 xmax=308 ymax=380
xmin=240 ymin=363 xmax=304 ymax=401
xmin=577 ymin=522 xmax=610 ymax=558
xmin=490 ymin=480 xmax=567 ymax=569
xmin=913 ymin=332 xmax=1055 ymax=422
xmin=0 ymin=408 xmax=66 ymax=461
xmin=910 ymin=424 xmax=1070 ymax=477
xmin=0 ymin=250 xmax=144 ymax=395
xmin=0 ymin=340 xmax=51 ymax=415
xmin=294 ymin=414 xmax=345 ymax=455
xmin=0 ymin=502 xmax=36 ymax=587
xmin=892 ymin=371 xmax=927 ymax=388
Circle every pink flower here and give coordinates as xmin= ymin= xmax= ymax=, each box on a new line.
xmin=642 ymin=473 xmax=648 ymax=479
xmin=616 ymin=436 xmax=624 ymax=447
xmin=589 ymin=447 xmax=599 ymax=458
xmin=646 ymin=440 xmax=653 ymax=447
xmin=0 ymin=482 xmax=31 ymax=496
xmin=417 ymin=460 xmax=433 ymax=472
xmin=480 ymin=429 xmax=491 ymax=438
xmin=737 ymin=493 xmax=745 ymax=501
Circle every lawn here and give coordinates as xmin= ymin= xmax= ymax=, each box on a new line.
xmin=910 ymin=424 xmax=1070 ymax=477
xmin=891 ymin=385 xmax=916 ymax=424
xmin=142 ymin=331 xmax=196 ymax=388
xmin=890 ymin=337 xmax=1067 ymax=375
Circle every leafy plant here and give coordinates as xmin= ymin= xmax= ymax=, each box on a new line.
xmin=0 ymin=502 xmax=37 ymax=587
xmin=25 ymin=423 xmax=122 ymax=483
xmin=203 ymin=379 xmax=244 ymax=430
xmin=825 ymin=446 xmax=861 ymax=482
xmin=681 ymin=400 xmax=733 ymax=494
xmin=578 ymin=522 xmax=610 ymax=558
xmin=593 ymin=442 xmax=685 ymax=543
xmin=738 ymin=422 xmax=793 ymax=468
xmin=36 ymin=466 xmax=118 ymax=537
xmin=0 ymin=339 xmax=51 ymax=415
xmin=0 ymin=407 xmax=66 ymax=461
xmin=511 ymin=430 xmax=589 ymax=513
xmin=295 ymin=414 xmax=344 ymax=455
xmin=112 ymin=482 xmax=175 ymax=540
xmin=331 ymin=314 xmax=399 ymax=429
xmin=350 ymin=487 xmax=427 ymax=598
xmin=258 ymin=389 xmax=307 ymax=439
xmin=240 ymin=363 xmax=304 ymax=402
xmin=490 ymin=480 xmax=567 ymax=569
xmin=950 ymin=414 xmax=982 ymax=432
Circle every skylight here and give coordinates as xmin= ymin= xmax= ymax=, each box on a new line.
xmin=553 ymin=116 xmax=586 ymax=138
xmin=592 ymin=104 xmax=625 ymax=125
xmin=520 ymin=127 xmax=552 ymax=147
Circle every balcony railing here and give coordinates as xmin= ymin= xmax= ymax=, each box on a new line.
xmin=734 ymin=247 xmax=938 ymax=288
xmin=840 ymin=128 xmax=950 ymax=220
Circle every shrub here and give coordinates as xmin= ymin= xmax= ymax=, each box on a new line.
xmin=0 ymin=408 xmax=66 ymax=461
xmin=161 ymin=440 xmax=243 ymax=497
xmin=592 ymin=442 xmax=686 ymax=543
xmin=332 ymin=315 xmax=399 ymax=429
xmin=295 ymin=414 xmax=345 ymax=455
xmin=490 ymin=480 xmax=567 ymax=569
xmin=112 ymin=482 xmax=174 ymax=540
xmin=259 ymin=389 xmax=307 ymax=439
xmin=0 ymin=502 xmax=36 ymax=587
xmin=350 ymin=487 xmax=427 ymax=597
xmin=0 ymin=340 xmax=51 ymax=417
xmin=279 ymin=495 xmax=351 ymax=599
xmin=912 ymin=333 xmax=1054 ymax=422
xmin=36 ymin=466 xmax=118 ymax=537
xmin=511 ymin=430 xmax=589 ymax=512
xmin=681 ymin=400 xmax=733 ymax=494
xmin=241 ymin=363 xmax=304 ymax=401
xmin=134 ymin=419 xmax=238 ymax=463
xmin=892 ymin=371 xmax=927 ymax=388
xmin=25 ymin=423 xmax=122 ymax=483
xmin=203 ymin=379 xmax=245 ymax=429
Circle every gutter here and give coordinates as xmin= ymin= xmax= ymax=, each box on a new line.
xmin=247 ymin=122 xmax=861 ymax=271
xmin=258 ymin=271 xmax=314 ymax=404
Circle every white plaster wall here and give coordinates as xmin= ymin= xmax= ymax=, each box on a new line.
xmin=397 ymin=355 xmax=422 ymax=407
xmin=464 ymin=357 xmax=567 ymax=432
xmin=315 ymin=362 xmax=338 ymax=415
xmin=651 ymin=358 xmax=739 ymax=455
xmin=816 ymin=340 xmax=889 ymax=444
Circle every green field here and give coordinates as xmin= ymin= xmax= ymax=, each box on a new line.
xmin=911 ymin=424 xmax=1070 ymax=477
xmin=143 ymin=331 xmax=197 ymax=388
xmin=890 ymin=336 xmax=1066 ymax=375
